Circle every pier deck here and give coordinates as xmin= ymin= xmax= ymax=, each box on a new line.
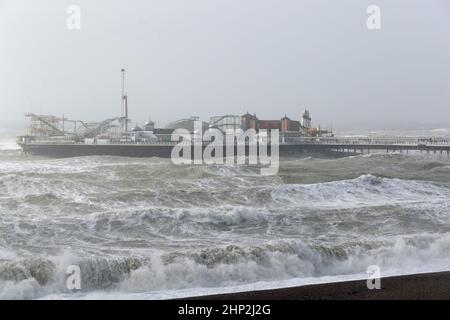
xmin=18 ymin=136 xmax=450 ymax=158
xmin=283 ymin=137 xmax=450 ymax=155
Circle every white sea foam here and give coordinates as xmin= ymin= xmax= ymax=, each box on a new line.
xmin=271 ymin=174 xmax=450 ymax=209
xmin=0 ymin=142 xmax=20 ymax=151
xmin=8 ymin=234 xmax=449 ymax=300
xmin=0 ymin=134 xmax=20 ymax=151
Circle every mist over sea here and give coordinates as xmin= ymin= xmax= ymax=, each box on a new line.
xmin=0 ymin=130 xmax=449 ymax=299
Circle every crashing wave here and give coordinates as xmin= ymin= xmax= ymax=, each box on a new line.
xmin=1 ymin=234 xmax=450 ymax=299
xmin=270 ymin=174 xmax=450 ymax=209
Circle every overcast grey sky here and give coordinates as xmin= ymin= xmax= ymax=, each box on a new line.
xmin=1 ymin=0 xmax=449 ymax=129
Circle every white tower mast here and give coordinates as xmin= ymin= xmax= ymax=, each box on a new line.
xmin=121 ymin=68 xmax=129 ymax=132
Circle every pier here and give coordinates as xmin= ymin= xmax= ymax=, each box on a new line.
xmin=19 ymin=135 xmax=450 ymax=158
xmin=280 ymin=137 xmax=450 ymax=156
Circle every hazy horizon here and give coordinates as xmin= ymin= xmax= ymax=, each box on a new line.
xmin=1 ymin=0 xmax=449 ymax=130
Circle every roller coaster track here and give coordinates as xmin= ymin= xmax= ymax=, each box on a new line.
xmin=76 ymin=117 xmax=123 ymax=139
xmin=25 ymin=113 xmax=65 ymax=136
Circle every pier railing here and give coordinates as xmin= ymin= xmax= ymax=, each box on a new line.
xmin=280 ymin=137 xmax=450 ymax=146
xmin=19 ymin=135 xmax=450 ymax=147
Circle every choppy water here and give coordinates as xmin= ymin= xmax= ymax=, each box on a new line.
xmin=0 ymin=133 xmax=449 ymax=299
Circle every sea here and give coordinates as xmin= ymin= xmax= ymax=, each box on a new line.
xmin=0 ymin=128 xmax=449 ymax=299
